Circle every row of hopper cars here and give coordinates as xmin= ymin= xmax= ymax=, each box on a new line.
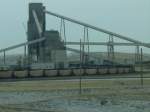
xmin=0 ymin=65 xmax=134 ymax=79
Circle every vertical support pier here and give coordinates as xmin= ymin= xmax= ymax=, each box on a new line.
xmin=83 ymin=26 xmax=90 ymax=66
xmin=3 ymin=51 xmax=6 ymax=65
xmin=135 ymin=45 xmax=140 ymax=63
xmin=107 ymin=35 xmax=115 ymax=62
xmin=24 ymin=45 xmax=27 ymax=66
xmin=140 ymin=48 xmax=143 ymax=87
xmin=60 ymin=18 xmax=67 ymax=46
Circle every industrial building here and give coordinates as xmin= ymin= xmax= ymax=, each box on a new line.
xmin=28 ymin=3 xmax=67 ymax=68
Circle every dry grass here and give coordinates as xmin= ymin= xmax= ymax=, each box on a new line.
xmin=0 ymin=78 xmax=150 ymax=91
xmin=0 ymin=76 xmax=150 ymax=112
xmin=0 ymin=77 xmax=150 ymax=100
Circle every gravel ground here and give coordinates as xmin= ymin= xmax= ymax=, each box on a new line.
xmin=0 ymin=78 xmax=150 ymax=112
xmin=0 ymin=89 xmax=150 ymax=112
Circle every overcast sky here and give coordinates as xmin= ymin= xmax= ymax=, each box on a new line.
xmin=0 ymin=0 xmax=149 ymax=53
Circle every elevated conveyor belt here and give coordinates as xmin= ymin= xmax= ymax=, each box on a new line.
xmin=45 ymin=10 xmax=150 ymax=48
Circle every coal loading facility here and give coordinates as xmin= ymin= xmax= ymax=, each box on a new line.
xmin=1 ymin=2 xmax=150 ymax=78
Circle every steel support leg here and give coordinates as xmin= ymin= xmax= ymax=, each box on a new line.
xmin=60 ymin=18 xmax=67 ymax=46
xmin=24 ymin=45 xmax=27 ymax=66
xmin=3 ymin=51 xmax=6 ymax=65
xmin=107 ymin=35 xmax=115 ymax=62
xmin=135 ymin=45 xmax=140 ymax=63
xmin=83 ymin=26 xmax=89 ymax=65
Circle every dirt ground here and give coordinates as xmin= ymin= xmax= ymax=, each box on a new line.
xmin=0 ymin=75 xmax=150 ymax=112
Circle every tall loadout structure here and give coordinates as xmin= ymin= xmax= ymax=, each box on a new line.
xmin=28 ymin=3 xmax=67 ymax=66
xmin=28 ymin=3 xmax=45 ymax=62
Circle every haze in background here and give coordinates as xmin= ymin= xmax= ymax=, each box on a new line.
xmin=0 ymin=0 xmax=149 ymax=54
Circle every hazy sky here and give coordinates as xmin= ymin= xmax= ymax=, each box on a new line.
xmin=0 ymin=0 xmax=150 ymax=53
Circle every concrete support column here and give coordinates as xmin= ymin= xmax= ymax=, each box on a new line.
xmin=39 ymin=42 xmax=45 ymax=63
